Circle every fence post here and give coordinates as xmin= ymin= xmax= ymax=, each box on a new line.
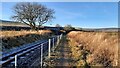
xmin=60 ymin=34 xmax=61 ymax=39
xmin=41 ymin=44 xmax=43 ymax=67
xmin=57 ymin=35 xmax=59 ymax=45
xmin=48 ymin=39 xmax=51 ymax=58
xmin=60 ymin=34 xmax=62 ymax=39
xmin=15 ymin=55 xmax=17 ymax=68
xmin=53 ymin=38 xmax=54 ymax=52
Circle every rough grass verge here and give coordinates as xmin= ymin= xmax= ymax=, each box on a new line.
xmin=67 ymin=31 xmax=118 ymax=67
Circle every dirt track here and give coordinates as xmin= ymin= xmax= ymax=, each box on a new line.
xmin=45 ymin=36 xmax=75 ymax=67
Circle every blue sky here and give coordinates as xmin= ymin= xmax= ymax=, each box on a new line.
xmin=1 ymin=2 xmax=118 ymax=28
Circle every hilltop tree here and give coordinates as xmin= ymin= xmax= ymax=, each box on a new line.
xmin=11 ymin=2 xmax=55 ymax=30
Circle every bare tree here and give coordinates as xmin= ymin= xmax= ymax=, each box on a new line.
xmin=12 ymin=2 xmax=55 ymax=30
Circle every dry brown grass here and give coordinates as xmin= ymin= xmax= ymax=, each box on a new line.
xmin=0 ymin=30 xmax=52 ymax=38
xmin=1 ymin=30 xmax=53 ymax=51
xmin=67 ymin=31 xmax=119 ymax=67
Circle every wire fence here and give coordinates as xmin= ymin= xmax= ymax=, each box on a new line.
xmin=0 ymin=34 xmax=63 ymax=67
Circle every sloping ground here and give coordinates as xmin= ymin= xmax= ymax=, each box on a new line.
xmin=67 ymin=31 xmax=118 ymax=67
xmin=0 ymin=20 xmax=28 ymax=27
xmin=1 ymin=30 xmax=53 ymax=52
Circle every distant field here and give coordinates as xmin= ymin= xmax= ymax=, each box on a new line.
xmin=1 ymin=20 xmax=119 ymax=32
xmin=67 ymin=31 xmax=119 ymax=67
xmin=0 ymin=22 xmax=28 ymax=27
xmin=75 ymin=28 xmax=119 ymax=32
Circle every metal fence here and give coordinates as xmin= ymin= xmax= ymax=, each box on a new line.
xmin=0 ymin=34 xmax=63 ymax=67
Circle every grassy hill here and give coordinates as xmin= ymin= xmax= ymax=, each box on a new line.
xmin=0 ymin=20 xmax=28 ymax=27
xmin=0 ymin=19 xmax=119 ymax=32
xmin=74 ymin=27 xmax=119 ymax=32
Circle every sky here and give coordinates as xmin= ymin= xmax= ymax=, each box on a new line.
xmin=1 ymin=2 xmax=118 ymax=28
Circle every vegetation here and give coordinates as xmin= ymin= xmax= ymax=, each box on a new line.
xmin=1 ymin=30 xmax=52 ymax=51
xmin=67 ymin=31 xmax=118 ymax=67
xmin=44 ymin=35 xmax=76 ymax=67
xmin=64 ymin=24 xmax=75 ymax=32
xmin=12 ymin=2 xmax=55 ymax=30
